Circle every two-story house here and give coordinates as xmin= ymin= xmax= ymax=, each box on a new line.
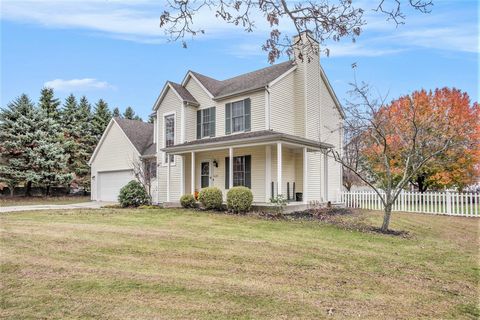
xmin=89 ymin=34 xmax=344 ymax=205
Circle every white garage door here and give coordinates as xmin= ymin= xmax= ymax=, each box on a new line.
xmin=97 ymin=170 xmax=134 ymax=202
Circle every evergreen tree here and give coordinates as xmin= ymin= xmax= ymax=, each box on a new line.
xmin=30 ymin=108 xmax=72 ymax=195
xmin=123 ymin=106 xmax=135 ymax=119
xmin=0 ymin=95 xmax=38 ymax=196
xmin=39 ymin=87 xmax=61 ymax=120
xmin=148 ymin=114 xmax=155 ymax=123
xmin=112 ymin=107 xmax=121 ymax=118
xmin=60 ymin=94 xmax=79 ymax=190
xmin=76 ymin=96 xmax=95 ymax=191
xmin=92 ymin=99 xmax=112 ymax=142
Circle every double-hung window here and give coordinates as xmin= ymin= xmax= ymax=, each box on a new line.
xmin=225 ymin=98 xmax=251 ymax=134
xmin=225 ymin=155 xmax=251 ymax=189
xmin=196 ymin=107 xmax=216 ymax=139
xmin=164 ymin=114 xmax=175 ymax=163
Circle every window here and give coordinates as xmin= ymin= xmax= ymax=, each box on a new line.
xmin=144 ymin=159 xmax=157 ymax=179
xmin=225 ymin=98 xmax=251 ymax=134
xmin=164 ymin=114 xmax=175 ymax=163
xmin=197 ymin=107 xmax=216 ymax=139
xmin=225 ymin=155 xmax=251 ymax=189
xmin=232 ymin=101 xmax=245 ymax=132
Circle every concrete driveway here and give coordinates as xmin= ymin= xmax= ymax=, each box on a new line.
xmin=0 ymin=201 xmax=113 ymax=213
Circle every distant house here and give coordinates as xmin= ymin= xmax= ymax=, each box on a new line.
xmin=89 ymin=33 xmax=344 ymax=204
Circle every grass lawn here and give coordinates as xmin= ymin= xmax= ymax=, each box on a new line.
xmin=1 ymin=209 xmax=478 ymax=319
xmin=0 ymin=196 xmax=91 ymax=207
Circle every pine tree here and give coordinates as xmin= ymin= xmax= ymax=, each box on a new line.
xmin=60 ymin=94 xmax=79 ymax=190
xmin=92 ymin=99 xmax=112 ymax=142
xmin=148 ymin=114 xmax=155 ymax=123
xmin=0 ymin=95 xmax=38 ymax=196
xmin=30 ymin=108 xmax=72 ymax=195
xmin=123 ymin=106 xmax=135 ymax=119
xmin=112 ymin=107 xmax=121 ymax=118
xmin=76 ymin=96 xmax=95 ymax=191
xmin=39 ymin=87 xmax=61 ymax=121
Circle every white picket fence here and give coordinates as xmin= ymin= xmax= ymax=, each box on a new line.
xmin=340 ymin=190 xmax=480 ymax=217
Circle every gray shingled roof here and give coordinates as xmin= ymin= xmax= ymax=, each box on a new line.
xmin=168 ymin=81 xmax=199 ymax=105
xmin=114 ymin=118 xmax=156 ymax=156
xmin=191 ymin=60 xmax=295 ymax=99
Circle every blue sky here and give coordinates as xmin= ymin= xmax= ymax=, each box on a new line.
xmin=1 ymin=0 xmax=478 ymax=120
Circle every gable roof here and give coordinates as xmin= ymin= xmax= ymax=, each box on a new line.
xmin=188 ymin=60 xmax=295 ymax=99
xmin=168 ymin=81 xmax=198 ymax=105
xmin=114 ymin=118 xmax=156 ymax=156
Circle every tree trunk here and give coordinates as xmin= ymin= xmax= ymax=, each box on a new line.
xmin=381 ymin=205 xmax=392 ymax=232
xmin=9 ymin=187 xmax=14 ymax=197
xmin=45 ymin=185 xmax=51 ymax=197
xmin=25 ymin=181 xmax=32 ymax=197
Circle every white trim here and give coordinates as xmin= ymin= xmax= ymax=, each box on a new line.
xmin=303 ymin=147 xmax=308 ymax=203
xmin=267 ymin=65 xmax=297 ymax=87
xmin=180 ymin=157 xmax=185 ymax=195
xmin=228 ymin=147 xmax=233 ymax=189
xmin=323 ymin=154 xmax=328 ymax=201
xmin=89 ymin=118 xmax=141 ymax=165
xmin=162 ymin=111 xmax=177 ymax=167
xmin=182 ymin=71 xmax=215 ymax=99
xmin=277 ymin=142 xmax=282 ymax=196
xmin=153 ymin=118 xmax=157 ymax=144
xmin=265 ymin=145 xmax=272 ymax=202
xmin=191 ymin=152 xmax=195 ymax=194
xmin=320 ymin=65 xmax=346 ymax=119
xmin=304 ymin=58 xmax=308 ymax=138
xmin=153 ymin=82 xmax=185 ymax=111
xmin=199 ymin=159 xmax=214 ymax=188
xmin=180 ymin=103 xmax=185 ymax=143
xmin=166 ymin=156 xmax=171 ymax=202
xmin=264 ymin=88 xmax=271 ymax=130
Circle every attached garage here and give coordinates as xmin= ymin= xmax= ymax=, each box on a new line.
xmin=89 ymin=118 xmax=157 ymax=202
xmin=96 ymin=170 xmax=134 ymax=202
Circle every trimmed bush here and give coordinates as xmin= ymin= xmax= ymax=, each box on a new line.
xmin=118 ymin=180 xmax=150 ymax=207
xmin=198 ymin=187 xmax=223 ymax=210
xmin=180 ymin=194 xmax=196 ymax=208
xmin=227 ymin=186 xmax=253 ymax=214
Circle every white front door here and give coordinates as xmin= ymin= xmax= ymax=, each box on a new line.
xmin=200 ymin=161 xmax=211 ymax=188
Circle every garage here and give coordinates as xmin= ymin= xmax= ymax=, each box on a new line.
xmin=97 ymin=170 xmax=134 ymax=202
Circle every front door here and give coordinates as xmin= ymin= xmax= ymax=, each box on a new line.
xmin=201 ymin=161 xmax=211 ymax=188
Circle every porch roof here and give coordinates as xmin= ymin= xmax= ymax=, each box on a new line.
xmin=162 ymin=130 xmax=333 ymax=154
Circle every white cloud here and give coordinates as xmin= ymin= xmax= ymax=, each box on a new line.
xmin=44 ymin=78 xmax=114 ymax=91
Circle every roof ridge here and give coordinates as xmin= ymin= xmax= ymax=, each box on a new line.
xmin=220 ymin=60 xmax=293 ymax=83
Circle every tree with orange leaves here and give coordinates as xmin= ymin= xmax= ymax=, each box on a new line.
xmin=330 ymin=81 xmax=479 ymax=232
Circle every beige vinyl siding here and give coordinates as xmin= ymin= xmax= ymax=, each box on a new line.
xmin=304 ymin=58 xmax=321 ymax=141
xmin=270 ymin=71 xmax=296 ymax=135
xmin=184 ymin=105 xmax=197 ymax=142
xmin=90 ymin=122 xmax=139 ymax=200
xmin=185 ymin=77 xmax=266 ymax=139
xmin=157 ymin=88 xmax=183 ymax=203
xmin=189 ymin=146 xmax=266 ymax=203
xmin=269 ymin=145 xmax=302 ymax=200
xmin=319 ymin=75 xmax=343 ymax=200
xmin=307 ymin=151 xmax=322 ymax=202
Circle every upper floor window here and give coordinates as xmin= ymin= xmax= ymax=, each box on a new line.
xmin=164 ymin=114 xmax=175 ymax=163
xmin=225 ymin=98 xmax=251 ymax=135
xmin=196 ymin=107 xmax=216 ymax=139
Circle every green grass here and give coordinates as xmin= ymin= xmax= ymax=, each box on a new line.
xmin=0 ymin=196 xmax=90 ymax=207
xmin=1 ymin=208 xmax=478 ymax=319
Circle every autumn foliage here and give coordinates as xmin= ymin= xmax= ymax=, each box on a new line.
xmin=361 ymin=88 xmax=479 ymax=191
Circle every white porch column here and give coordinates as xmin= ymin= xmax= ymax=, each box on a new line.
xmin=180 ymin=156 xmax=185 ymax=195
xmin=166 ymin=154 xmax=171 ymax=202
xmin=191 ymin=152 xmax=195 ymax=194
xmin=265 ymin=145 xmax=272 ymax=202
xmin=277 ymin=142 xmax=282 ymax=196
xmin=229 ymin=147 xmax=233 ymax=189
xmin=303 ymin=147 xmax=308 ymax=203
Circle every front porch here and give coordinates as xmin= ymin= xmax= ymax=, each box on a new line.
xmin=162 ymin=130 xmax=333 ymax=205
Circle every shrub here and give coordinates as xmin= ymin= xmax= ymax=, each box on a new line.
xmin=198 ymin=187 xmax=223 ymax=210
xmin=180 ymin=194 xmax=196 ymax=208
xmin=270 ymin=195 xmax=288 ymax=215
xmin=118 ymin=180 xmax=150 ymax=207
xmin=227 ymin=186 xmax=253 ymax=214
